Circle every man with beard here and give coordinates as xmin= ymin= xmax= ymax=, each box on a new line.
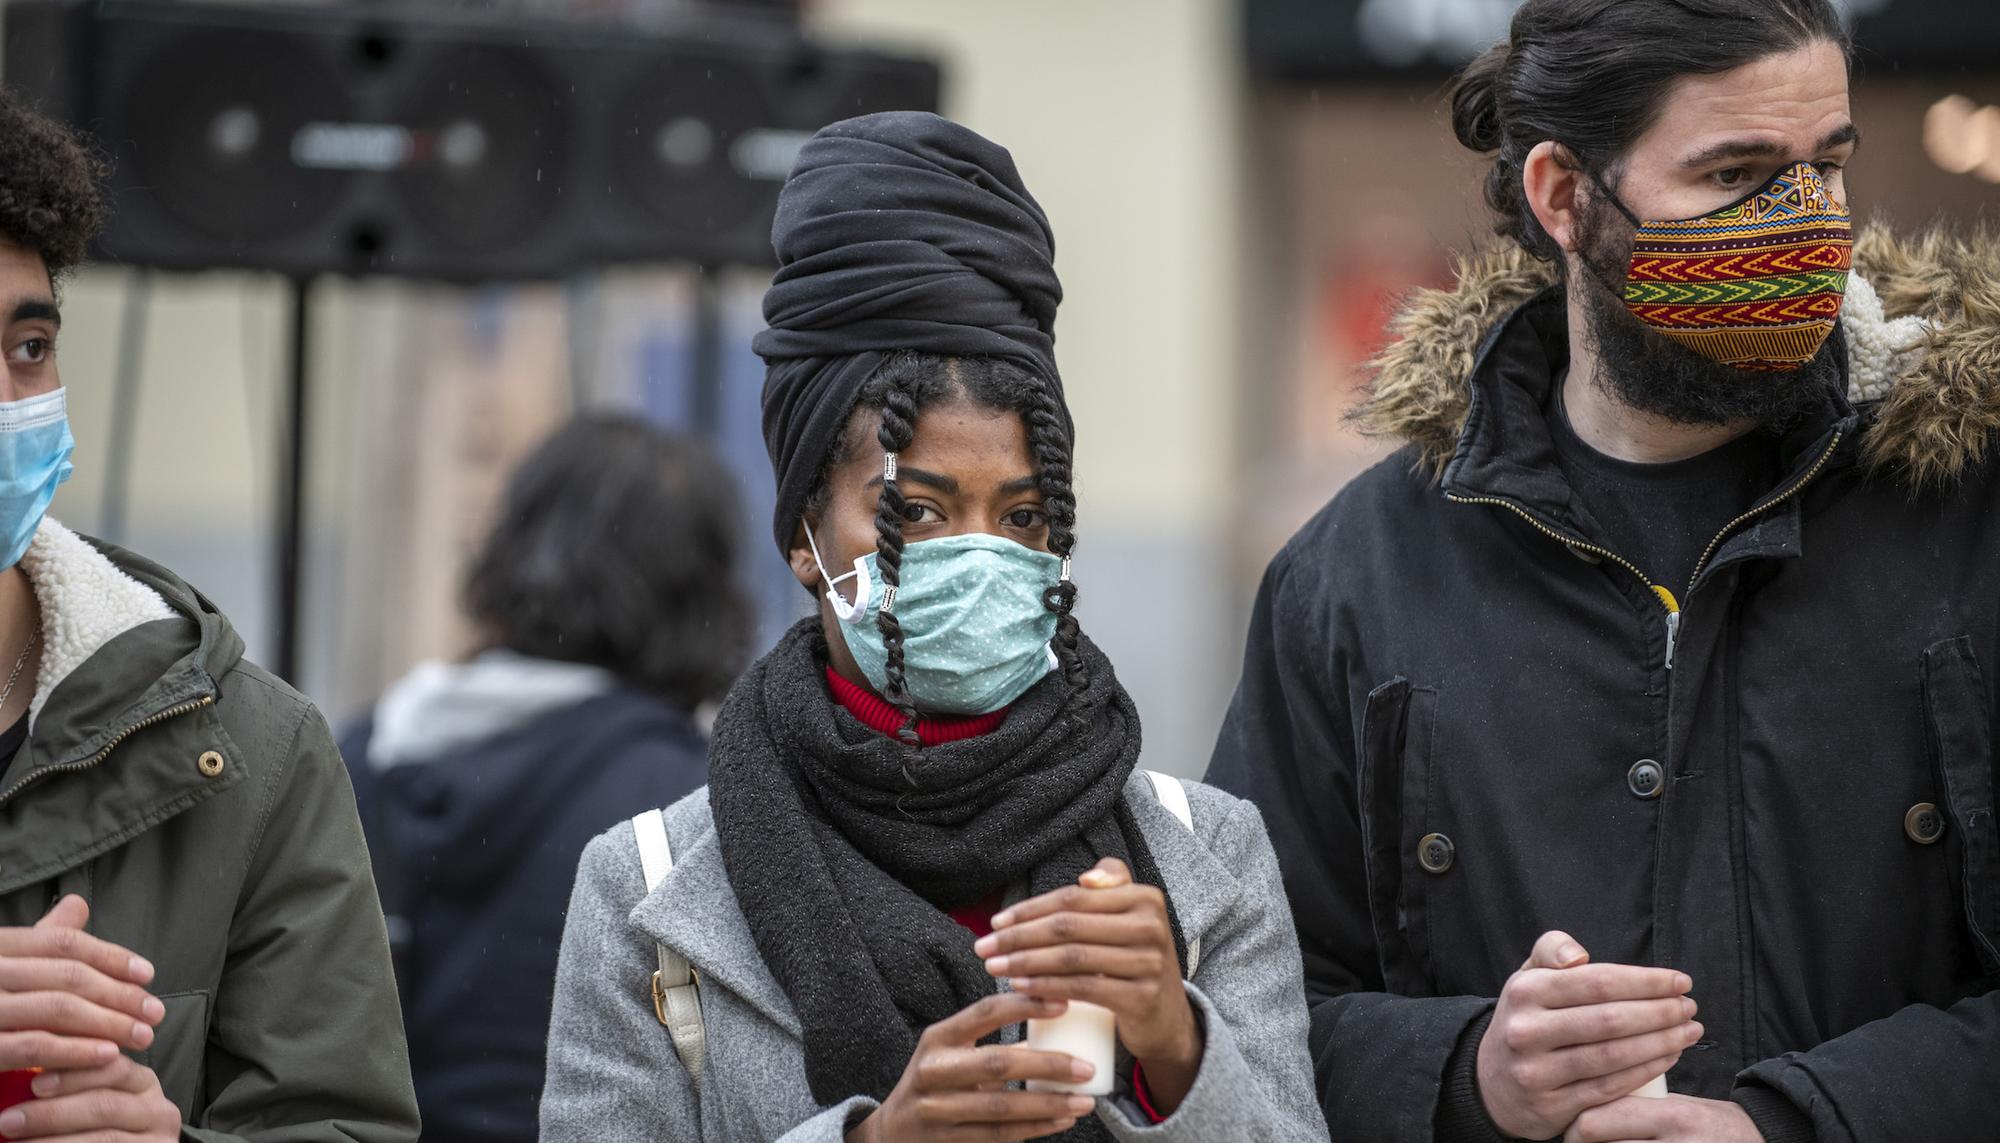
xmin=1206 ymin=1 xmax=2000 ymax=1141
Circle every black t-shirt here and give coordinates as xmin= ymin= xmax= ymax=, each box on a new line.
xmin=1547 ymin=378 xmax=1781 ymax=602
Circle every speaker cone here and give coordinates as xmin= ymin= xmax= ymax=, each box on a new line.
xmin=604 ymin=55 xmax=778 ymax=246
xmin=116 ymin=27 xmax=353 ymax=246
xmin=395 ymin=43 xmax=568 ymax=255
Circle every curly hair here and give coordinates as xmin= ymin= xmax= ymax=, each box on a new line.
xmin=0 ymin=87 xmax=109 ymax=282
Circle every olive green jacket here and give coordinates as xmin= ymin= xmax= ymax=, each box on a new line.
xmin=0 ymin=521 xmax=419 ymax=1141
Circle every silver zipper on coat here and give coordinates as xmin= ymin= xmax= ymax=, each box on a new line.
xmin=1446 ymin=430 xmax=1842 ymax=672
xmin=0 ymin=694 xmax=217 ymax=811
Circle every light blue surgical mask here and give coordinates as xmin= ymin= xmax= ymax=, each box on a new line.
xmin=806 ymin=522 xmax=1066 ymax=717
xmin=0 ymin=389 xmax=73 ymax=569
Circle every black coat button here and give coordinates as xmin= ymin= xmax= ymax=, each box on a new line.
xmin=1628 ymin=759 xmax=1665 ymax=799
xmin=1905 ymin=803 xmax=1945 ymax=845
xmin=1418 ymin=833 xmax=1455 ymax=874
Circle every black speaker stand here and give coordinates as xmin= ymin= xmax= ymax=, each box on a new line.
xmin=274 ymin=276 xmax=312 ymax=685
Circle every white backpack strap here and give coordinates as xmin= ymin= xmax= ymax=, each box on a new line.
xmin=631 ymin=810 xmax=707 ymax=1089
xmin=1141 ymin=771 xmax=1202 ymax=978
xmin=634 ymin=808 xmax=673 ymax=889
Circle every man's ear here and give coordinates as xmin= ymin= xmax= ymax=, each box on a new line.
xmin=787 ymin=519 xmax=823 ymax=593
xmin=1522 ymin=140 xmax=1587 ymax=255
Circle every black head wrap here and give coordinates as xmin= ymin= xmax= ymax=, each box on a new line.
xmin=754 ymin=111 xmax=1066 ymax=555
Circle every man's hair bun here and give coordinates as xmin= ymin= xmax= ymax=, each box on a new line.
xmin=1449 ymin=43 xmax=1509 ymax=155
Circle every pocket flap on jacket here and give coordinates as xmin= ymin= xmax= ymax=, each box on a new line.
xmin=140 ymin=989 xmax=210 ymax=1122
xmin=1921 ymin=636 xmax=2000 ymax=975
xmin=1358 ymin=677 xmax=1439 ymax=994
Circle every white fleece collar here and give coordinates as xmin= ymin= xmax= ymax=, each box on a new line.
xmin=1841 ymin=272 xmax=1935 ymax=405
xmin=16 ymin=519 xmax=175 ymax=727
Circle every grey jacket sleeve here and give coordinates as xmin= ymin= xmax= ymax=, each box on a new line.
xmin=539 ymin=830 xmax=879 ymax=1143
xmin=1101 ymin=796 xmax=1330 ymax=1142
xmin=185 ymin=695 xmax=421 ymax=1143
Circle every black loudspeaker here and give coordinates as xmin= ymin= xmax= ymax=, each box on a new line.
xmin=1 ymin=0 xmax=940 ymax=279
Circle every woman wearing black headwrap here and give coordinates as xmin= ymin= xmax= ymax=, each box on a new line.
xmin=541 ymin=112 xmax=1328 ymax=1143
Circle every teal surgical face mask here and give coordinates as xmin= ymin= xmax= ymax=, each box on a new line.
xmin=806 ymin=520 xmax=1065 ymax=717
xmin=0 ymin=389 xmax=72 ymax=569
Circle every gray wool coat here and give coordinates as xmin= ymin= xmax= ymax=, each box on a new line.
xmin=540 ymin=771 xmax=1332 ymax=1142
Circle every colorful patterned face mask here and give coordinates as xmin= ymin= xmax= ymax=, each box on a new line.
xmin=1602 ymin=161 xmax=1852 ymax=373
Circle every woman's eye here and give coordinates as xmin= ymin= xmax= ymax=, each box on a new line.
xmin=1005 ymin=509 xmax=1048 ymax=529
xmin=899 ymin=502 xmax=940 ymax=525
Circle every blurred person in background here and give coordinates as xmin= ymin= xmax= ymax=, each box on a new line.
xmin=1209 ymin=1 xmax=2000 ymax=1141
xmin=0 ymin=89 xmax=418 ymax=1141
xmin=539 ymin=111 xmax=1328 ymax=1143
xmin=341 ymin=413 xmax=754 ymax=1143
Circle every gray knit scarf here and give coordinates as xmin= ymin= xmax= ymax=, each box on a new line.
xmin=709 ymin=620 xmax=1184 ymax=1136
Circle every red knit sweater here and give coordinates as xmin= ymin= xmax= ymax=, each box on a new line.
xmin=824 ymin=667 xmax=1009 ymax=746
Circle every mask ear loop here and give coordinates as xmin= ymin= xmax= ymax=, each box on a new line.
xmin=803 ymin=518 xmax=833 ymax=585
xmin=803 ymin=518 xmax=867 ymax=622
xmin=1043 ymin=554 xmax=1072 ymax=675
xmin=1584 ymin=165 xmax=1645 ymax=229
xmin=1573 ymin=164 xmax=1648 ymax=306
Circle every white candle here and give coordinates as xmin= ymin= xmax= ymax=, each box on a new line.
xmin=1024 ymin=1001 xmax=1116 ymax=1096
xmin=1632 ymin=1075 xmax=1670 ymax=1099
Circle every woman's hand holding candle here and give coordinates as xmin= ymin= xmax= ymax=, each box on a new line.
xmin=976 ymin=858 xmax=1204 ymax=1115
xmin=845 ymin=992 xmax=1099 ymax=1143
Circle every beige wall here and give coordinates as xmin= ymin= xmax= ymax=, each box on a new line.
xmin=812 ymin=0 xmax=1246 ymax=524
xmin=52 ymin=272 xmax=288 ymax=656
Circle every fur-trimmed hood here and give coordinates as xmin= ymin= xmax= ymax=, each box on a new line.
xmin=1350 ymin=225 xmax=2000 ymax=488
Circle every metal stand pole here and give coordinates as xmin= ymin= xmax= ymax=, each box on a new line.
xmin=101 ymin=270 xmax=151 ymax=543
xmin=690 ymin=266 xmax=724 ymax=435
xmin=275 ymin=276 xmax=312 ymax=684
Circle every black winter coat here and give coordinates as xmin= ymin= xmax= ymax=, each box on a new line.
xmin=342 ymin=684 xmax=709 ymax=1143
xmin=1207 ymin=230 xmax=2000 ymax=1143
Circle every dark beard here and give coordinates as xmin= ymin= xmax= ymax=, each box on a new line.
xmin=1572 ymin=193 xmax=1840 ymax=430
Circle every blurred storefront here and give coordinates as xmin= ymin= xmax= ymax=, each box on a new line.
xmin=1242 ymin=0 xmax=2000 ymax=562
